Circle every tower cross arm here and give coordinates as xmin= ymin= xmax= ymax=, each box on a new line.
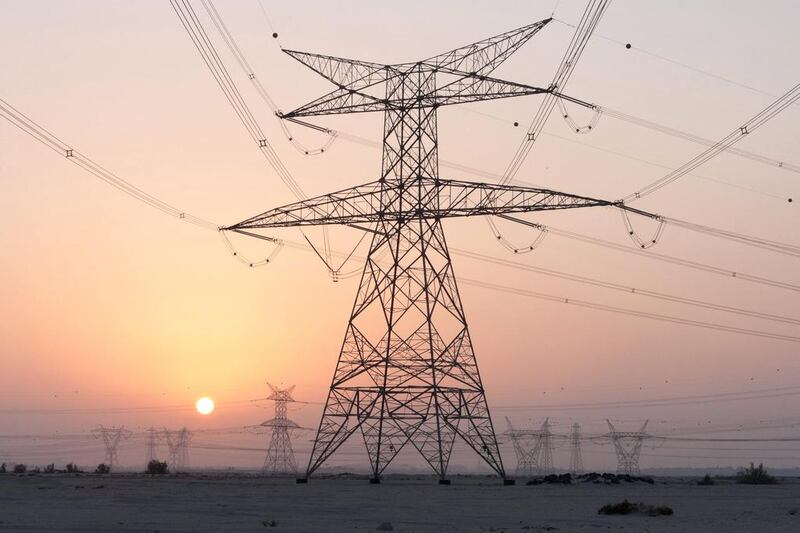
xmin=283 ymin=78 xmax=555 ymax=118
xmin=429 ymin=76 xmax=551 ymax=108
xmin=283 ymin=49 xmax=389 ymax=90
xmin=422 ymin=18 xmax=552 ymax=76
xmin=222 ymin=179 xmax=616 ymax=231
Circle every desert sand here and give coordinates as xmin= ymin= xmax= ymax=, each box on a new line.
xmin=1 ymin=473 xmax=799 ymax=532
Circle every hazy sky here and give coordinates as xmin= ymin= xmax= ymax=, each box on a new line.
xmin=1 ymin=0 xmax=799 ymax=472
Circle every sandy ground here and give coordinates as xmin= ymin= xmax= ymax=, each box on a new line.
xmin=1 ymin=473 xmax=799 ymax=532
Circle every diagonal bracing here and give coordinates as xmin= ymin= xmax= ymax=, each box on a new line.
xmin=225 ymin=18 xmax=620 ymax=483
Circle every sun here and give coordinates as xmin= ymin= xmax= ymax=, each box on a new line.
xmin=195 ymin=397 xmax=215 ymax=415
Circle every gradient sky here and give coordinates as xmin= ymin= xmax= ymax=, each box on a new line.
xmin=1 ymin=0 xmax=799 ymax=472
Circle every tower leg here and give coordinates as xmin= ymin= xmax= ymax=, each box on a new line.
xmin=304 ymin=219 xmax=506 ymax=480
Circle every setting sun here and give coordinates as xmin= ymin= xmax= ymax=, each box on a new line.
xmin=195 ymin=396 xmax=215 ymax=415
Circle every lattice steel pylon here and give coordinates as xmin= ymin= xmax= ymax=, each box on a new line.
xmin=605 ymin=419 xmax=650 ymax=475
xmin=253 ymin=383 xmax=301 ymax=475
xmin=224 ymin=18 xmax=617 ymax=483
xmin=144 ymin=426 xmax=160 ymax=468
xmin=568 ymin=422 xmax=584 ymax=474
xmin=537 ymin=419 xmax=554 ymax=474
xmin=164 ymin=427 xmax=192 ymax=472
xmin=505 ymin=417 xmax=536 ymax=476
xmin=91 ymin=425 xmax=132 ymax=471
xmin=505 ymin=417 xmax=554 ymax=476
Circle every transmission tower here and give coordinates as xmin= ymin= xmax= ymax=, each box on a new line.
xmin=164 ymin=427 xmax=192 ymax=472
xmin=568 ymin=423 xmax=584 ymax=474
xmin=505 ymin=417 xmax=537 ymax=476
xmin=225 ymin=18 xmax=617 ymax=483
xmin=605 ymin=419 xmax=650 ymax=475
xmin=504 ymin=417 xmax=554 ymax=476
xmin=144 ymin=427 xmax=161 ymax=467
xmin=250 ymin=383 xmax=301 ymax=475
xmin=91 ymin=425 xmax=132 ymax=471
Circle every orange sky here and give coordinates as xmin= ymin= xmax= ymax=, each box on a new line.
xmin=1 ymin=0 xmax=799 ymax=471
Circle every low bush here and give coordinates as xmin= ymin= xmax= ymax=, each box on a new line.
xmin=65 ymin=463 xmax=80 ymax=473
xmin=697 ymin=474 xmax=715 ymax=486
xmin=736 ymin=463 xmax=778 ymax=485
xmin=598 ymin=499 xmax=673 ymax=517
xmin=95 ymin=463 xmax=111 ymax=474
xmin=146 ymin=460 xmax=169 ymax=475
xmin=13 ymin=464 xmax=27 ymax=474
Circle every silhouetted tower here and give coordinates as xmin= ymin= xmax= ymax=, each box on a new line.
xmin=505 ymin=417 xmax=536 ymax=476
xmin=537 ymin=419 xmax=554 ymax=475
xmin=256 ymin=383 xmax=300 ymax=475
xmin=91 ymin=425 xmax=132 ymax=470
xmin=164 ymin=427 xmax=192 ymax=472
xmin=606 ymin=419 xmax=649 ymax=475
xmin=144 ymin=427 xmax=160 ymax=467
xmin=505 ymin=417 xmax=554 ymax=476
xmin=225 ymin=19 xmax=616 ymax=483
xmin=568 ymin=422 xmax=584 ymax=474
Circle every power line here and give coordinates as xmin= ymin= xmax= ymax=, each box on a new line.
xmin=601 ymin=106 xmax=800 ymax=176
xmin=495 ymin=215 xmax=800 ymax=293
xmin=461 ymin=278 xmax=800 ymax=344
xmin=500 ymin=0 xmax=611 ymax=184
xmin=169 ymin=0 xmax=306 ymax=201
xmin=171 ymin=0 xmax=362 ymax=276
xmin=551 ymin=18 xmax=791 ymax=101
xmin=621 ymin=81 xmax=800 ymax=202
xmin=179 ymin=1 xmax=799 ymax=259
xmin=0 ymin=97 xmax=218 ymax=231
xmin=494 ymin=384 xmax=800 ymax=412
xmin=452 ymin=248 xmax=800 ymax=326
xmin=9 ymin=96 xmax=796 ymax=341
xmin=200 ymin=0 xmax=338 ymax=156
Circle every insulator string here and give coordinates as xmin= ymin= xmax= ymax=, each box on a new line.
xmin=557 ymin=98 xmax=603 ymax=133
xmin=486 ymin=217 xmax=548 ymax=255
xmin=620 ymin=209 xmax=666 ymax=249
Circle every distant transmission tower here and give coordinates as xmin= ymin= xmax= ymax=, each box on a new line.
xmin=164 ymin=427 xmax=192 ymax=472
xmin=506 ymin=417 xmax=536 ymax=476
xmin=224 ymin=17 xmax=617 ymax=484
xmin=606 ymin=419 xmax=650 ymax=475
xmin=505 ymin=417 xmax=555 ymax=476
xmin=568 ymin=423 xmax=584 ymax=474
xmin=537 ymin=419 xmax=554 ymax=475
xmin=250 ymin=383 xmax=300 ymax=475
xmin=91 ymin=425 xmax=132 ymax=470
xmin=144 ymin=427 xmax=161 ymax=467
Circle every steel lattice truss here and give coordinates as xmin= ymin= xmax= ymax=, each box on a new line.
xmin=230 ymin=179 xmax=610 ymax=230
xmin=568 ymin=423 xmax=584 ymax=475
xmin=505 ymin=417 xmax=555 ymax=476
xmin=164 ymin=427 xmax=192 ymax=472
xmin=605 ymin=420 xmax=650 ymax=475
xmin=255 ymin=384 xmax=300 ymax=475
xmin=225 ymin=17 xmax=615 ymax=482
xmin=91 ymin=425 xmax=132 ymax=471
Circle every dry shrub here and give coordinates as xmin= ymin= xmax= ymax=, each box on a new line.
xmin=599 ymin=499 xmax=673 ymax=517
xmin=737 ymin=463 xmax=778 ymax=485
